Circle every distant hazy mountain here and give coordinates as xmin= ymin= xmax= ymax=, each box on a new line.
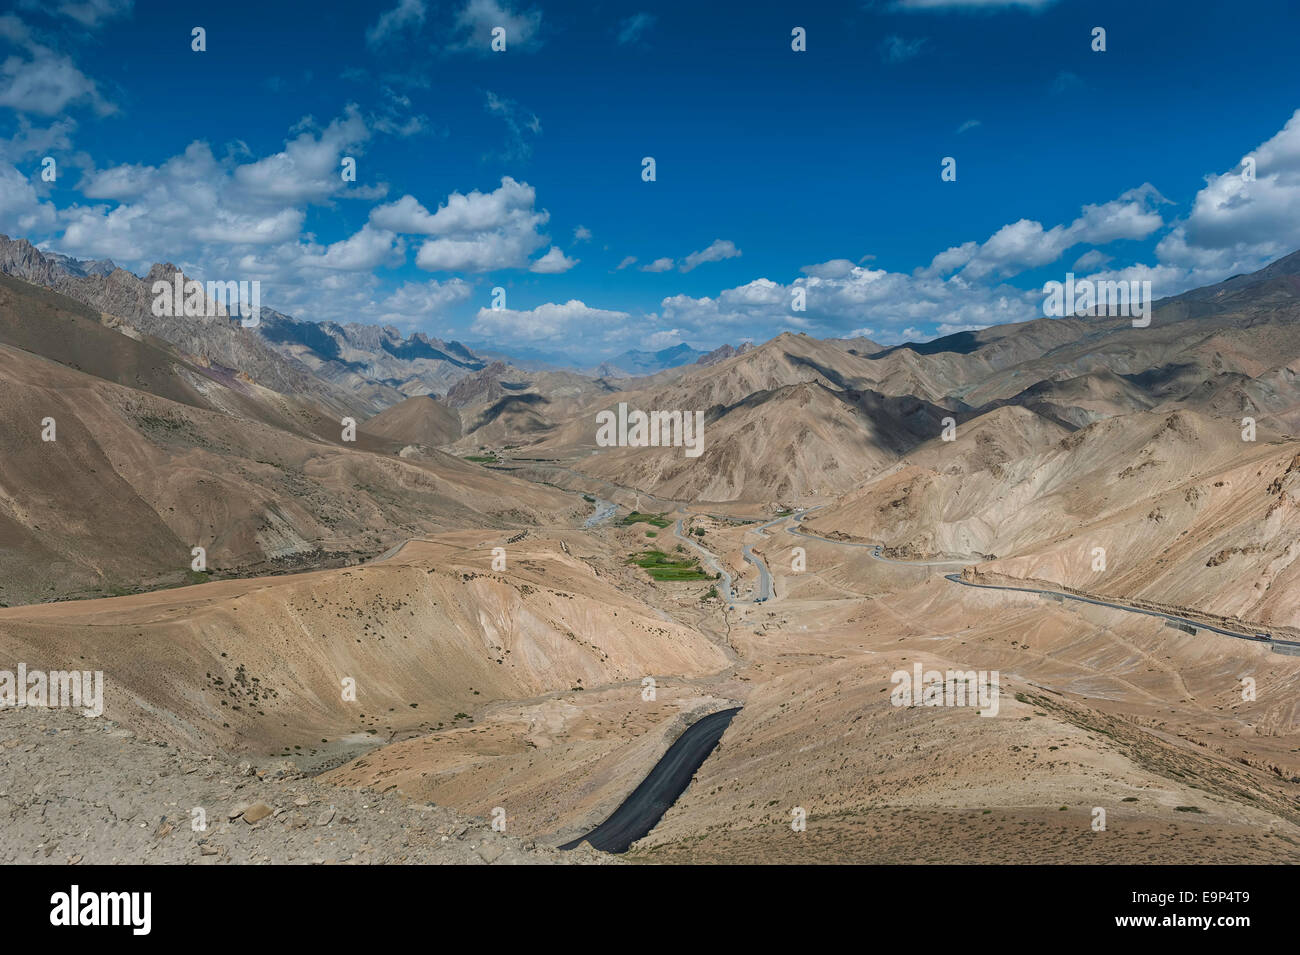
xmin=695 ymin=342 xmax=753 ymax=366
xmin=599 ymin=343 xmax=708 ymax=377
xmin=257 ymin=309 xmax=487 ymax=406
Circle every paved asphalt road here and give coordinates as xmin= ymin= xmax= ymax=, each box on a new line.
xmin=673 ymin=517 xmax=736 ymax=606
xmin=560 ymin=707 xmax=742 ymax=853
xmin=787 ymin=509 xmax=1285 ymax=647
xmin=943 ymin=573 xmax=1281 ymax=645
xmin=741 ymin=515 xmax=790 ymax=601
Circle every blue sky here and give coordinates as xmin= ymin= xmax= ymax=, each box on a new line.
xmin=2 ymin=0 xmax=1299 ymax=363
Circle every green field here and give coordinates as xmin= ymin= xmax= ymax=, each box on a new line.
xmin=620 ymin=510 xmax=671 ymax=529
xmin=628 ymin=550 xmax=712 ymax=581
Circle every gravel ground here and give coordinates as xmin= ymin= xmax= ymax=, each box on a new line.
xmin=0 ymin=706 xmax=617 ymax=865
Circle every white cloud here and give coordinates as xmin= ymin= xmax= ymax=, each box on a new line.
xmin=366 ymin=0 xmax=426 ymax=48
xmin=471 ymin=300 xmax=629 ymax=343
xmin=0 ymin=162 xmax=56 ymax=232
xmin=233 ymin=106 xmax=373 ymax=203
xmin=801 ymin=259 xmax=857 ymax=279
xmin=615 ymin=255 xmax=637 ymax=270
xmin=1157 ymin=109 xmax=1300 ymax=278
xmin=1071 ymin=249 xmax=1111 ymax=271
xmin=0 ymin=17 xmax=114 ymax=116
xmin=298 ymin=224 xmax=403 ymax=272
xmin=449 ymin=0 xmax=541 ymax=53
xmin=530 ymin=245 xmax=577 ymax=273
xmin=372 ymin=177 xmax=550 ymax=272
xmin=572 ymin=224 xmax=592 ymax=243
xmin=373 ymin=277 xmax=471 ymax=326
xmin=924 ymin=183 xmax=1167 ymax=280
xmin=415 ymin=229 xmax=543 ymax=272
xmin=680 ymin=238 xmax=741 ymax=272
xmin=56 ymin=0 xmax=134 ymax=28
xmin=640 ymin=257 xmax=674 ymax=272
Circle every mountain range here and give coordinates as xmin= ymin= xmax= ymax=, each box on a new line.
xmin=4 ymin=233 xmax=1300 ymax=864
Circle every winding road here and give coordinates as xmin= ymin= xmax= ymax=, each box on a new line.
xmin=673 ymin=517 xmax=736 ymax=605
xmin=741 ymin=515 xmax=793 ymax=601
xmin=559 ymin=707 xmax=742 ymax=853
xmin=784 ymin=507 xmax=1289 ymax=649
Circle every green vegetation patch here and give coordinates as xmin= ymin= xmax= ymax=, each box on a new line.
xmin=628 ymin=549 xmax=711 ymax=581
xmin=620 ymin=511 xmax=671 ymax=528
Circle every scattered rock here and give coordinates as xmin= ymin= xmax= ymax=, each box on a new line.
xmin=242 ymin=802 xmax=273 ymax=824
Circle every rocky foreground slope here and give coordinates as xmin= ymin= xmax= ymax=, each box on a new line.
xmin=0 ymin=705 xmax=613 ymax=865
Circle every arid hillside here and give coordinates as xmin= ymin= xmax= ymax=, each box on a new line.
xmin=0 ymin=531 xmax=729 ymax=757
xmin=0 ymin=273 xmax=575 ymax=605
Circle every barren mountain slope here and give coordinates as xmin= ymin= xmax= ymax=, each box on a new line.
xmin=809 ymin=406 xmax=1300 ymax=629
xmin=0 ymin=236 xmax=363 ymax=413
xmin=630 ymin=563 xmax=1300 ymax=863
xmin=577 ymin=381 xmax=955 ymax=502
xmin=0 ymin=276 xmax=575 ymax=604
xmin=0 ymin=532 xmax=729 ymax=757
xmin=361 ymin=394 xmax=462 ymax=447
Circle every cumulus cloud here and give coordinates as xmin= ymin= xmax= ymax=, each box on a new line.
xmin=1156 ymin=109 xmax=1300 ymax=278
xmin=471 ymin=300 xmax=630 ymax=343
xmin=923 ymin=184 xmax=1167 ymax=280
xmin=46 ymin=104 xmax=386 ymax=272
xmin=640 ymin=257 xmax=674 ymax=272
xmin=530 ymin=245 xmax=577 ymax=273
xmin=659 ymin=263 xmax=1039 ymax=342
xmin=372 ymin=176 xmax=550 ymax=272
xmin=234 ymin=106 xmax=373 ymax=203
xmin=297 ymin=224 xmax=403 ymax=272
xmin=0 ymin=163 xmax=56 ymax=233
